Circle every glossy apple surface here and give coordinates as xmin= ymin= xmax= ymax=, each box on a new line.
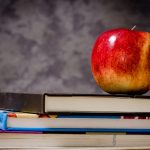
xmin=91 ymin=28 xmax=150 ymax=94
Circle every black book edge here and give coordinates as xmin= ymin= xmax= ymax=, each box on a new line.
xmin=44 ymin=93 xmax=150 ymax=99
xmin=0 ymin=92 xmax=44 ymax=114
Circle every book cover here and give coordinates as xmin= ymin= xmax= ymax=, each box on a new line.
xmin=0 ymin=92 xmax=150 ymax=114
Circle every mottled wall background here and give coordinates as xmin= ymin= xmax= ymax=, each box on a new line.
xmin=0 ymin=0 xmax=149 ymax=94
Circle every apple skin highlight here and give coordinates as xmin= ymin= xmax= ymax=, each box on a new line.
xmin=91 ymin=28 xmax=150 ymax=94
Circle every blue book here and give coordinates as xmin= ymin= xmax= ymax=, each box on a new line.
xmin=1 ymin=110 xmax=150 ymax=133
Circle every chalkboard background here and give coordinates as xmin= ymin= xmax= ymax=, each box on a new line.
xmin=0 ymin=0 xmax=149 ymax=94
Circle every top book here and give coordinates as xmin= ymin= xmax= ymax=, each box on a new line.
xmin=0 ymin=92 xmax=150 ymax=114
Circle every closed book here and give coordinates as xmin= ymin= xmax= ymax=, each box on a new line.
xmin=0 ymin=133 xmax=150 ymax=148
xmin=0 ymin=92 xmax=150 ymax=114
xmin=1 ymin=111 xmax=150 ymax=133
xmin=0 ymin=133 xmax=114 ymax=147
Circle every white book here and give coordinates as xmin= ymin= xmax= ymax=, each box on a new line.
xmin=0 ymin=133 xmax=150 ymax=148
xmin=0 ymin=133 xmax=113 ymax=148
xmin=45 ymin=94 xmax=150 ymax=113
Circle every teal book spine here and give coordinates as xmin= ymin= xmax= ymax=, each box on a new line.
xmin=0 ymin=111 xmax=8 ymax=130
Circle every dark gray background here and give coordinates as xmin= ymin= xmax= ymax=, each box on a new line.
xmin=0 ymin=0 xmax=149 ymax=94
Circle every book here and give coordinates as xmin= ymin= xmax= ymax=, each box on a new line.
xmin=0 ymin=133 xmax=150 ymax=148
xmin=1 ymin=111 xmax=150 ymax=133
xmin=0 ymin=133 xmax=113 ymax=147
xmin=0 ymin=92 xmax=150 ymax=114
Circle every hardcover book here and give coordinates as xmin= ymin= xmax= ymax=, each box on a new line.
xmin=0 ymin=92 xmax=150 ymax=114
xmin=1 ymin=111 xmax=150 ymax=133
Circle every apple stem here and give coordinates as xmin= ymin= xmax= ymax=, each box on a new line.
xmin=131 ymin=25 xmax=136 ymax=30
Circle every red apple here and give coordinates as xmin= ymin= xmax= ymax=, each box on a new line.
xmin=91 ymin=28 xmax=150 ymax=94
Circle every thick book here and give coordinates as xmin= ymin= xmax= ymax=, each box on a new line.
xmin=0 ymin=133 xmax=150 ymax=148
xmin=0 ymin=133 xmax=113 ymax=147
xmin=0 ymin=92 xmax=150 ymax=114
xmin=1 ymin=111 xmax=150 ymax=133
xmin=0 ymin=93 xmax=150 ymax=114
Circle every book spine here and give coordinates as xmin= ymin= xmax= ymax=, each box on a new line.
xmin=0 ymin=111 xmax=8 ymax=130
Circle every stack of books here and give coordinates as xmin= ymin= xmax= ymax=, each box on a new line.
xmin=0 ymin=92 xmax=150 ymax=148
